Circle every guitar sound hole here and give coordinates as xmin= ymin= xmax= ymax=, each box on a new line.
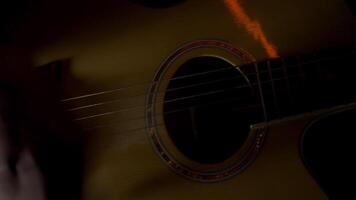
xmin=163 ymin=56 xmax=259 ymax=164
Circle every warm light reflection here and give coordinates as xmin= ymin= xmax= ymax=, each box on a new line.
xmin=224 ymin=0 xmax=279 ymax=58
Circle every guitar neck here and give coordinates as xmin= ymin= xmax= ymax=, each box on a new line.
xmin=244 ymin=46 xmax=356 ymax=121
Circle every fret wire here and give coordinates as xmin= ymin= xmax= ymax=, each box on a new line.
xmin=254 ymin=62 xmax=268 ymax=121
xmin=314 ymin=53 xmax=322 ymax=81
xmin=281 ymin=57 xmax=293 ymax=105
xmin=298 ymin=55 xmax=308 ymax=102
xmin=296 ymin=55 xmax=306 ymax=83
xmin=266 ymin=60 xmax=280 ymax=115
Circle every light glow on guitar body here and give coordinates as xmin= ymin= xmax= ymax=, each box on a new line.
xmin=224 ymin=0 xmax=279 ymax=58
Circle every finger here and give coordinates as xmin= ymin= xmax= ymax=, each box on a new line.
xmin=0 ymin=161 xmax=14 ymax=200
xmin=0 ymin=119 xmax=10 ymax=164
xmin=0 ymin=125 xmax=14 ymax=200
xmin=16 ymin=149 xmax=46 ymax=200
xmin=0 ymin=118 xmax=11 ymax=181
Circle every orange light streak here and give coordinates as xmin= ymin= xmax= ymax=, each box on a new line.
xmin=224 ymin=0 xmax=279 ymax=58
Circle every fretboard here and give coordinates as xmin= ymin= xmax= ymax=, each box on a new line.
xmin=242 ymin=46 xmax=356 ymax=121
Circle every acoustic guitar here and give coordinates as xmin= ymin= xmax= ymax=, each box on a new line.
xmin=18 ymin=0 xmax=356 ymax=199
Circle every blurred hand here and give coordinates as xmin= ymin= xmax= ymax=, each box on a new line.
xmin=0 ymin=119 xmax=46 ymax=200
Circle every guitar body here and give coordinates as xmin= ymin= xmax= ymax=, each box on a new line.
xmin=82 ymin=115 xmax=327 ymax=200
xmin=302 ymin=107 xmax=356 ymax=199
xmin=27 ymin=0 xmax=356 ymax=199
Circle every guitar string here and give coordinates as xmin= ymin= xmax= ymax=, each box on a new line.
xmin=74 ymin=74 xmax=321 ymax=138
xmin=61 ymin=66 xmax=245 ymax=102
xmin=60 ymin=51 xmax=356 ymax=148
xmin=83 ymin=103 xmax=262 ymax=136
xmin=62 ymin=52 xmax=355 ymax=124
xmin=68 ymin=55 xmax=355 ymax=122
xmin=82 ymin=97 xmax=262 ymax=132
xmin=67 ymin=56 xmax=356 ymax=124
xmin=77 ymin=80 xmax=312 ymax=143
xmin=73 ymin=83 xmax=253 ymax=121
xmin=66 ymin=74 xmax=256 ymax=111
xmin=61 ymin=51 xmax=355 ymax=103
xmin=78 ymin=103 xmax=260 ymax=152
xmin=73 ymin=71 xmax=321 ymax=137
xmin=63 ymin=56 xmax=354 ymax=128
xmin=82 ymin=106 xmax=262 ymax=140
xmin=73 ymin=74 xmax=300 ymax=121
xmin=60 ymin=61 xmax=302 ymax=102
xmin=66 ymin=62 xmax=303 ymax=113
xmin=83 ymin=72 xmax=355 ymax=146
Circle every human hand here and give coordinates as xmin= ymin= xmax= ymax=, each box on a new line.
xmin=0 ymin=119 xmax=46 ymax=200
